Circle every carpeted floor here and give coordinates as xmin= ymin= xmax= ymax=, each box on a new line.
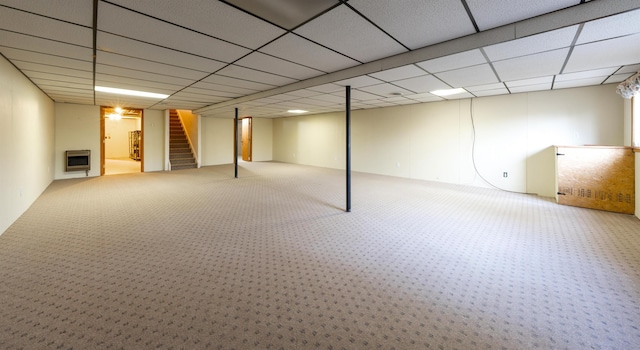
xmin=1 ymin=161 xmax=639 ymax=349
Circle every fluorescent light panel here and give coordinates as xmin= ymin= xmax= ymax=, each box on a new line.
xmin=287 ymin=109 xmax=308 ymax=114
xmin=95 ymin=86 xmax=169 ymax=99
xmin=430 ymin=88 xmax=467 ymax=96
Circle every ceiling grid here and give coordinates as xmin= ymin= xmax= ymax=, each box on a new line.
xmin=0 ymin=0 xmax=638 ymax=117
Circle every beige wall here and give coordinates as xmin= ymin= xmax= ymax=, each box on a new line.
xmin=54 ymin=103 xmax=101 ymax=179
xmin=252 ymin=118 xmax=273 ymax=162
xmin=201 ymin=117 xmax=233 ymax=166
xmin=273 ymin=84 xmax=625 ymax=198
xmin=104 ymin=117 xmax=139 ymax=158
xmin=0 ymin=56 xmax=55 ymax=234
xmin=142 ymin=109 xmax=165 ymax=172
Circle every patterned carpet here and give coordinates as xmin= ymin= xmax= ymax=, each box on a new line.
xmin=1 ymin=162 xmax=639 ymax=349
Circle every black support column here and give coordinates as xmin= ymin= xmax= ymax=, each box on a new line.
xmin=234 ymin=108 xmax=238 ymax=178
xmin=346 ymin=85 xmax=351 ymax=212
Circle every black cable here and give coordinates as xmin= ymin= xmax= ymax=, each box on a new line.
xmin=470 ymin=98 xmax=533 ymax=195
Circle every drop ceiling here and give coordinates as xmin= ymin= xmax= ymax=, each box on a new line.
xmin=1 ymin=0 xmax=639 ymax=118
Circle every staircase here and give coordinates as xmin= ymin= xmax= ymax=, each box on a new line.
xmin=169 ymin=110 xmax=197 ymax=170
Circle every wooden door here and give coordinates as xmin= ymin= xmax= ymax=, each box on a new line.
xmin=242 ymin=117 xmax=252 ymax=162
xmin=556 ymin=146 xmax=635 ymax=214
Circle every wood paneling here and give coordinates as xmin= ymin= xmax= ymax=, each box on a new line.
xmin=556 ymin=146 xmax=635 ymax=214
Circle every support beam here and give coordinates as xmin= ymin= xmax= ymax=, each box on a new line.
xmin=346 ymin=85 xmax=351 ymax=213
xmin=234 ymin=108 xmax=238 ymax=178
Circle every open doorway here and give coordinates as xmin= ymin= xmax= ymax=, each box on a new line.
xmin=241 ymin=117 xmax=252 ymax=162
xmin=100 ymin=107 xmax=144 ymax=175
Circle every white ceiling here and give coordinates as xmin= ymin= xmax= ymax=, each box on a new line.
xmin=0 ymin=0 xmax=639 ymax=118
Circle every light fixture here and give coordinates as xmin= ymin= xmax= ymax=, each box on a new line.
xmin=95 ymin=86 xmax=169 ymax=99
xmin=430 ymin=88 xmax=467 ymax=97
xmin=108 ymin=113 xmax=122 ymax=120
xmin=287 ymin=109 xmax=308 ymax=114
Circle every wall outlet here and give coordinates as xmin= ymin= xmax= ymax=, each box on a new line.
xmin=503 ymin=172 xmax=508 ymax=178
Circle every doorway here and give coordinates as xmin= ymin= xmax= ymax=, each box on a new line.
xmin=100 ymin=107 xmax=144 ymax=175
xmin=241 ymin=117 xmax=252 ymax=162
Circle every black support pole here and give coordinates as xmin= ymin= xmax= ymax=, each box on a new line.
xmin=234 ymin=108 xmax=238 ymax=179
xmin=346 ymin=85 xmax=351 ymax=212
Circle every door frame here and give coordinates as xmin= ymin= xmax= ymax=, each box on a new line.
xmin=100 ymin=106 xmax=144 ymax=175
xmin=241 ymin=116 xmax=252 ymax=162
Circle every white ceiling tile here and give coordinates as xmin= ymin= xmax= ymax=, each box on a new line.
xmin=553 ymin=77 xmax=606 ymax=89
xmin=465 ymin=82 xmax=506 ymax=92
xmin=0 ymin=31 xmax=92 ymax=61
xmin=293 ymin=97 xmax=338 ymax=107
xmin=471 ymin=88 xmax=510 ymax=97
xmin=307 ymin=83 xmax=343 ymax=93
xmin=98 ymin=2 xmax=251 ymax=63
xmin=216 ymin=65 xmax=298 ymax=86
xmin=435 ymin=64 xmax=499 ymax=87
xmin=416 ymin=49 xmax=486 ymax=73
xmin=33 ymin=79 xmax=93 ymax=90
xmin=348 ymin=0 xmax=475 ymax=50
xmin=483 ymin=25 xmax=578 ymax=61
xmin=505 ymin=76 xmax=553 ymax=88
xmin=493 ymin=48 xmax=569 ymax=81
xmin=0 ymin=6 xmax=92 ymax=46
xmin=96 ymin=51 xmax=209 ymax=80
xmin=564 ymin=34 xmax=640 ymax=73
xmin=284 ymin=89 xmax=322 ymax=98
xmin=235 ymin=52 xmax=324 ymax=80
xmin=391 ymin=75 xmax=450 ymax=93
xmin=1 ymin=47 xmax=92 ymax=71
xmin=27 ymin=72 xmax=93 ymax=85
xmin=294 ymin=5 xmax=408 ymax=63
xmin=465 ymin=0 xmax=579 ymax=31
xmin=577 ymin=8 xmax=640 ymax=44
xmin=407 ymin=93 xmax=444 ymax=103
xmin=175 ymin=87 xmax=240 ymax=100
xmin=509 ymin=83 xmax=552 ymax=93
xmin=16 ymin=62 xmax=92 ymax=79
xmin=96 ymin=73 xmax=183 ymax=92
xmin=605 ymin=73 xmax=635 ymax=84
xmin=440 ymin=91 xmax=474 ymax=100
xmin=201 ymin=75 xmax=276 ymax=91
xmin=170 ymin=91 xmax=229 ymax=103
xmin=555 ymin=67 xmax=618 ymax=82
xmin=105 ymin=0 xmax=285 ymax=49
xmin=368 ymin=65 xmax=427 ymax=82
xmin=307 ymin=94 xmax=345 ymax=103
xmin=96 ymin=64 xmax=194 ymax=86
xmin=617 ymin=64 xmax=640 ymax=75
xmin=334 ymin=76 xmax=382 ymax=88
xmin=191 ymin=81 xmax=259 ymax=96
xmin=259 ymin=33 xmax=359 ymax=73
xmin=97 ymin=33 xmax=227 ymax=73
xmin=358 ymin=83 xmax=414 ymax=96
xmin=0 ymin=0 xmax=93 ymax=26
xmin=336 ymin=90 xmax=382 ymax=101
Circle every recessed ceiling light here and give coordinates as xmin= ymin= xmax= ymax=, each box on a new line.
xmin=430 ymin=88 xmax=467 ymax=97
xmin=287 ymin=109 xmax=308 ymax=114
xmin=95 ymin=86 xmax=169 ymax=99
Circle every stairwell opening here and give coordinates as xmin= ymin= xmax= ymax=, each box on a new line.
xmin=169 ymin=109 xmax=198 ymax=170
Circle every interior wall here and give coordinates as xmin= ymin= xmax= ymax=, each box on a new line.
xmin=143 ymin=109 xmax=164 ymax=172
xmin=0 ymin=56 xmax=55 ymax=235
xmin=104 ymin=118 xmax=138 ymax=158
xmin=54 ymin=103 xmax=101 ymax=179
xmin=201 ymin=117 xmax=233 ymax=166
xmin=273 ymin=84 xmax=624 ymax=198
xmin=251 ymin=117 xmax=273 ymax=162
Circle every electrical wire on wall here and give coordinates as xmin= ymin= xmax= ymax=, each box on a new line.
xmin=469 ymin=98 xmax=533 ymax=195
